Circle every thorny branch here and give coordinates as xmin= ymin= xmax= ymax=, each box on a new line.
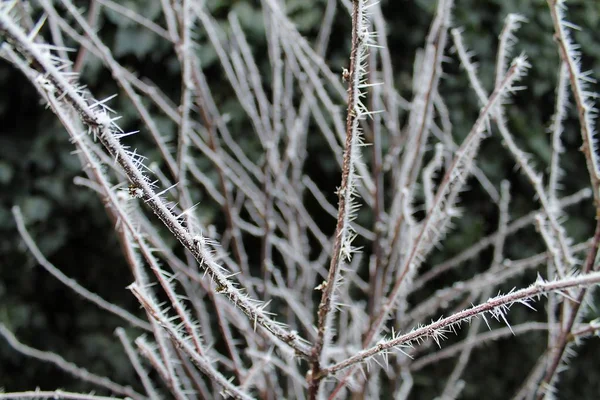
xmin=0 ymin=0 xmax=599 ymax=398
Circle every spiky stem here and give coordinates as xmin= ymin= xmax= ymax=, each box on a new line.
xmin=308 ymin=0 xmax=370 ymax=397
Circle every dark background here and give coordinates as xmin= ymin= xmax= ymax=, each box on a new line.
xmin=1 ymin=0 xmax=599 ymax=398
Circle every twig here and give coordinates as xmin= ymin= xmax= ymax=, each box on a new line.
xmin=321 ymin=269 xmax=600 ymax=377
xmin=0 ymin=325 xmax=145 ymax=400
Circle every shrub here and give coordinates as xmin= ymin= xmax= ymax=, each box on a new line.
xmin=1 ymin=0 xmax=599 ymax=399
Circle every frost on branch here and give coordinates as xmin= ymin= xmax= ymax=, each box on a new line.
xmin=2 ymin=0 xmax=600 ymax=399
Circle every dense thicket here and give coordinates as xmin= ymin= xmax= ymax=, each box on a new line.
xmin=1 ymin=0 xmax=599 ymax=398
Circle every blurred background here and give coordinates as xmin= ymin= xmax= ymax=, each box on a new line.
xmin=1 ymin=0 xmax=599 ymax=398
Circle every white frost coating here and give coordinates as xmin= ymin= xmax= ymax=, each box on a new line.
xmin=553 ymin=0 xmax=600 ymax=181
